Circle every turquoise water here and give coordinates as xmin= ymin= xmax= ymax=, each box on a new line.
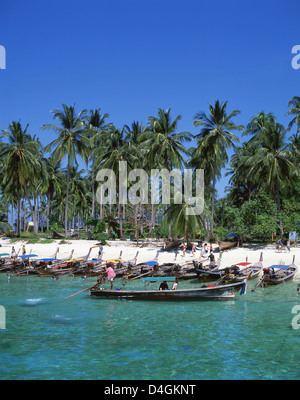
xmin=0 ymin=274 xmax=300 ymax=380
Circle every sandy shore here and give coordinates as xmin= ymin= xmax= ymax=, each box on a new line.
xmin=1 ymin=237 xmax=299 ymax=276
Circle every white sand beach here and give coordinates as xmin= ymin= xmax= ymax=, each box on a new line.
xmin=1 ymin=238 xmax=299 ymax=276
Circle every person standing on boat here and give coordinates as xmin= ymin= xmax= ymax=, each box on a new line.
xmin=103 ymin=263 xmax=116 ymax=289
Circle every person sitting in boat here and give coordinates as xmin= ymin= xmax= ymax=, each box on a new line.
xmin=172 ymin=278 xmax=178 ymax=290
xmin=159 ymin=281 xmax=169 ymax=290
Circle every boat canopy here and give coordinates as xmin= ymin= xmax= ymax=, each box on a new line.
xmin=88 ymin=259 xmax=103 ymax=264
xmin=106 ymin=259 xmax=124 ymax=263
xmin=268 ymin=265 xmax=291 ymax=269
xmin=66 ymin=258 xmax=85 ymax=263
xmin=0 ymin=253 xmax=10 ymax=257
xmin=235 ymin=262 xmax=252 ymax=266
xmin=143 ymin=261 xmax=158 ymax=266
xmin=142 ymin=276 xmax=176 ymax=282
xmin=37 ymin=258 xmax=62 ymax=262
xmin=18 ymin=254 xmax=38 ymax=258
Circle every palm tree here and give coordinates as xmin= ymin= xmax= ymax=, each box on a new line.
xmin=41 ymin=157 xmax=65 ymax=231
xmin=193 ymin=100 xmax=243 ymax=235
xmin=92 ymin=124 xmax=137 ymax=238
xmin=244 ymin=114 xmax=297 ymax=235
xmin=0 ymin=121 xmax=44 ymax=235
xmin=41 ymin=104 xmax=89 ymax=236
xmin=286 ymin=96 xmax=300 ymax=133
xmin=139 ymin=108 xmax=193 ymax=170
xmin=85 ymin=108 xmax=109 ymax=218
xmin=226 ymin=141 xmax=259 ymax=205
xmin=138 ymin=109 xmax=193 ymax=239
xmin=164 ymin=198 xmax=208 ymax=248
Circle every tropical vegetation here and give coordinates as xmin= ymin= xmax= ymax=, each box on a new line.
xmin=0 ymin=98 xmax=299 ymax=243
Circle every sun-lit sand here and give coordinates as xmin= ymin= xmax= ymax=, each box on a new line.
xmin=1 ymin=237 xmax=299 ymax=277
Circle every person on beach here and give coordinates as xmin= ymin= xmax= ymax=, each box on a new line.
xmin=209 ymin=252 xmax=215 ymax=267
xmin=192 ymin=244 xmax=196 ymax=257
xmin=11 ymin=246 xmax=16 ymax=260
xmin=287 ymin=239 xmax=291 ymax=252
xmin=203 ymin=243 xmax=208 ymax=254
xmin=277 ymin=238 xmax=283 ymax=253
xmin=182 ymin=243 xmax=186 ymax=257
xmin=22 ymin=245 xmax=26 ymax=255
xmin=98 ymin=245 xmax=103 ymax=259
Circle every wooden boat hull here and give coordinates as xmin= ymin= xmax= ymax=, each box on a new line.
xmin=196 ymin=268 xmax=224 ymax=283
xmin=217 ymin=240 xmax=238 ymax=251
xmin=262 ymin=267 xmax=297 ymax=286
xmin=90 ymin=281 xmax=246 ymax=301
xmin=224 ymin=264 xmax=263 ymax=283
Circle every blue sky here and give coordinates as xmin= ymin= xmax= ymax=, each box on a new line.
xmin=0 ymin=0 xmax=300 ymax=198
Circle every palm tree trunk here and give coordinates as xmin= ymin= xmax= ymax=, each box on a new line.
xmin=11 ymin=204 xmax=14 ymax=230
xmin=16 ymin=197 xmax=20 ymax=236
xmin=65 ymin=164 xmax=70 ymax=236
xmin=276 ymin=180 xmax=283 ymax=236
xmin=211 ymin=155 xmax=217 ymax=236
xmin=46 ymin=196 xmax=50 ymax=231
xmin=91 ymin=159 xmax=95 ymax=219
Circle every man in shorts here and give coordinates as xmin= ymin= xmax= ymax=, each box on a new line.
xmin=99 ymin=263 xmax=116 ymax=289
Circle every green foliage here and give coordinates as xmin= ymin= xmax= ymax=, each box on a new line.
xmin=94 ymin=232 xmax=108 ymax=243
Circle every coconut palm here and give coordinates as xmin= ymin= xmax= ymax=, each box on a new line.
xmin=139 ymin=108 xmax=193 ymax=170
xmin=286 ymin=96 xmax=300 ymax=133
xmin=0 ymin=121 xmax=44 ymax=234
xmin=243 ymin=115 xmax=296 ymax=235
xmin=226 ymin=141 xmax=259 ymax=205
xmin=41 ymin=104 xmax=89 ymax=236
xmin=85 ymin=108 xmax=109 ymax=218
xmin=193 ymin=100 xmax=243 ymax=235
xmin=164 ymin=197 xmax=208 ymax=248
xmin=92 ymin=124 xmax=137 ymax=238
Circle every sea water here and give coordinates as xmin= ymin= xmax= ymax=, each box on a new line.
xmin=0 ymin=274 xmax=300 ymax=380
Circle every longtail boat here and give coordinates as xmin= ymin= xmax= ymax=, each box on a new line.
xmin=223 ymin=253 xmax=264 ymax=283
xmin=217 ymin=240 xmax=238 ymax=251
xmin=254 ymin=256 xmax=297 ymax=288
xmin=90 ymin=274 xmax=252 ymax=301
